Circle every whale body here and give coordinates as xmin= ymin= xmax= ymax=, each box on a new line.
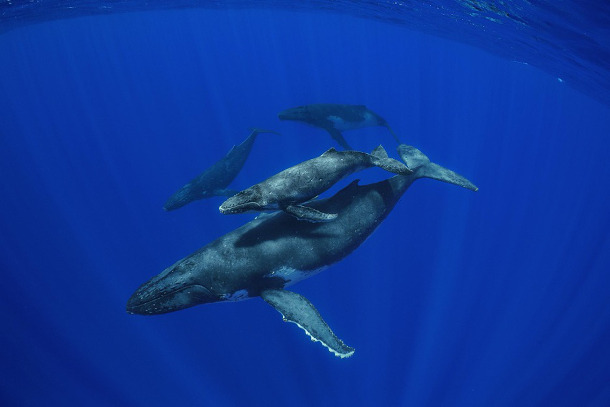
xmin=278 ymin=103 xmax=401 ymax=149
xmin=163 ymin=128 xmax=279 ymax=211
xmin=219 ymin=145 xmax=411 ymax=222
xmin=128 ymin=145 xmax=477 ymax=357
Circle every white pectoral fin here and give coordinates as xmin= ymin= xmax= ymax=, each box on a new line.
xmin=261 ymin=289 xmax=355 ymax=358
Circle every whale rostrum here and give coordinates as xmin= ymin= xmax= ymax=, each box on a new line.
xmin=219 ymin=145 xmax=412 ymax=222
xmin=127 ymin=145 xmax=477 ymax=357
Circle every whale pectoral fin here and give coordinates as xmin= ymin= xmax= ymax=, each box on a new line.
xmin=284 ymin=205 xmax=338 ymax=222
xmin=261 ymin=289 xmax=354 ymax=358
xmin=384 ymin=124 xmax=402 ymax=144
xmin=325 ymin=127 xmax=353 ymax=150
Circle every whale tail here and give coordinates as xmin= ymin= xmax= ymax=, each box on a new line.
xmin=397 ymin=144 xmax=478 ymax=191
xmin=370 ymin=145 xmax=413 ymax=175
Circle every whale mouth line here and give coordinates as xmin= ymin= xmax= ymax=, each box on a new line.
xmin=220 ymin=202 xmax=262 ymax=214
xmin=219 ymin=205 xmax=237 ymax=214
xmin=127 ymin=284 xmax=210 ymax=312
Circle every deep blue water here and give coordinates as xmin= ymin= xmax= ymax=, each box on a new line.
xmin=1 ymin=5 xmax=610 ymax=407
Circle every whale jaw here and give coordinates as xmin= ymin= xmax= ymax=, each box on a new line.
xmin=219 ymin=189 xmax=265 ymax=214
xmin=126 ymin=262 xmax=219 ymax=315
xmin=126 ymin=284 xmax=216 ymax=315
xmin=278 ymin=106 xmax=310 ymax=122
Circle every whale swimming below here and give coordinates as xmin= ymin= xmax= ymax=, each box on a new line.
xmin=163 ymin=128 xmax=279 ymax=211
xmin=278 ymin=103 xmax=401 ymax=149
xmin=127 ymin=145 xmax=477 ymax=357
xmin=219 ymin=145 xmax=412 ymax=222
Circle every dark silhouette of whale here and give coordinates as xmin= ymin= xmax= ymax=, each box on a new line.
xmin=127 ymin=145 xmax=477 ymax=357
xmin=163 ymin=128 xmax=279 ymax=211
xmin=218 ymin=145 xmax=411 ymax=222
xmin=278 ymin=103 xmax=401 ymax=149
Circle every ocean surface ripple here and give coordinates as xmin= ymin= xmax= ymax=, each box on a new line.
xmin=1 ymin=0 xmax=609 ymax=105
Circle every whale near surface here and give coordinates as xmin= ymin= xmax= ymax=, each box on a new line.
xmin=127 ymin=145 xmax=477 ymax=357
xmin=278 ymin=103 xmax=401 ymax=149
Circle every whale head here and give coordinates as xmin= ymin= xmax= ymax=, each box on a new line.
xmin=163 ymin=184 xmax=196 ymax=211
xmin=126 ymin=259 xmax=219 ymax=315
xmin=278 ymin=105 xmax=312 ymax=122
xmin=219 ymin=188 xmax=266 ymax=214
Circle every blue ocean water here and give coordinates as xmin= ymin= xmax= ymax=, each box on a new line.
xmin=1 ymin=4 xmax=610 ymax=407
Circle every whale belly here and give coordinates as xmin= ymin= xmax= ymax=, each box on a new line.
xmin=327 ymin=111 xmax=377 ymax=131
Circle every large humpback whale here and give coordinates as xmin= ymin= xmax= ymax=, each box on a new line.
xmin=127 ymin=145 xmax=477 ymax=357
xmin=163 ymin=128 xmax=279 ymax=211
xmin=219 ymin=145 xmax=411 ymax=222
xmin=278 ymin=103 xmax=401 ymax=149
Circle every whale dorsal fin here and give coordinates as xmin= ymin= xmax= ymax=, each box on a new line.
xmin=397 ymin=144 xmax=478 ymax=191
xmin=284 ymin=205 xmax=337 ymax=222
xmin=339 ymin=178 xmax=361 ymax=195
xmin=261 ymin=289 xmax=354 ymax=358
xmin=370 ymin=145 xmax=389 ymax=159
xmin=321 ymin=147 xmax=339 ymax=156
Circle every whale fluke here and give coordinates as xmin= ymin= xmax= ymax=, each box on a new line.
xmin=397 ymin=144 xmax=479 ymax=191
xmin=261 ymin=289 xmax=355 ymax=358
xmin=370 ymin=145 xmax=412 ymax=174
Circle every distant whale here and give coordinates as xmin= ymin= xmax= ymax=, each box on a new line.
xmin=278 ymin=103 xmax=401 ymax=149
xmin=127 ymin=145 xmax=477 ymax=358
xmin=163 ymin=128 xmax=279 ymax=211
xmin=219 ymin=145 xmax=411 ymax=222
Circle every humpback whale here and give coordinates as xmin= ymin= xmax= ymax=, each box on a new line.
xmin=218 ymin=145 xmax=412 ymax=222
xmin=127 ymin=145 xmax=477 ymax=357
xmin=278 ymin=103 xmax=401 ymax=149
xmin=163 ymin=128 xmax=279 ymax=211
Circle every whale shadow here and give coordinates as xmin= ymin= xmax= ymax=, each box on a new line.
xmin=234 ymin=210 xmax=337 ymax=248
